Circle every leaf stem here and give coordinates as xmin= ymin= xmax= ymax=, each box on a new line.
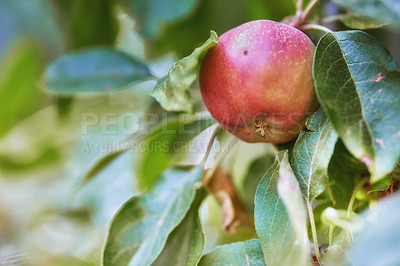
xmin=346 ymin=176 xmax=368 ymax=241
xmin=347 ymin=177 xmax=369 ymax=216
xmin=307 ymin=200 xmax=321 ymax=264
xmin=300 ymin=24 xmax=333 ymax=33
xmin=202 ymin=136 xmax=238 ymax=185
xmin=329 ymin=225 xmax=335 ymax=247
xmin=201 ymin=125 xmax=221 ymax=167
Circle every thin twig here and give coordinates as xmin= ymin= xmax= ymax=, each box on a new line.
xmin=347 ymin=177 xmax=369 ymax=216
xmin=300 ymin=0 xmax=320 ymax=23
xmin=296 ymin=0 xmax=303 ymax=11
xmin=346 ymin=176 xmax=369 ymax=241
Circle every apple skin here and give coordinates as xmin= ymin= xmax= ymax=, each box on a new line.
xmin=199 ymin=20 xmax=319 ymax=143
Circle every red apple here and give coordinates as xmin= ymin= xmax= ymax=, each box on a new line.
xmin=199 ymin=20 xmax=319 ymax=143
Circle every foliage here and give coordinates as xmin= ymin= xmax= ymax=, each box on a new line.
xmin=2 ymin=0 xmax=400 ymax=265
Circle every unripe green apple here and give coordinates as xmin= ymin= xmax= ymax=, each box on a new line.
xmin=200 ymin=20 xmax=319 ymax=143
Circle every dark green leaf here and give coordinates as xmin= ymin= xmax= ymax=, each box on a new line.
xmin=327 ymin=140 xmax=368 ymax=209
xmin=151 ymin=31 xmax=218 ymax=113
xmin=242 ymin=154 xmax=276 ymax=214
xmin=254 ymin=151 xmax=310 ymax=266
xmin=345 ymin=193 xmax=400 ymax=265
xmin=52 ymin=0 xmax=119 ymax=49
xmin=369 ymin=174 xmax=392 ymax=193
xmin=43 ymin=49 xmax=152 ymax=94
xmin=325 ymin=14 xmax=384 ymax=30
xmin=146 ymin=0 xmax=295 ymax=59
xmin=291 ymin=108 xmax=338 ymax=201
xmin=333 ymin=0 xmax=400 ymax=29
xmin=152 ymin=189 xmax=206 ymax=266
xmin=118 ymin=0 xmax=199 ymax=38
xmin=314 ymin=30 xmax=400 ymax=182
xmin=198 ymin=239 xmax=265 ymax=266
xmin=103 ymin=166 xmax=203 ymax=266
xmin=135 ymin=114 xmax=215 ymax=191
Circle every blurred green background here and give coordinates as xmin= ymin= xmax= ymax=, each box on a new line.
xmin=0 ymin=0 xmax=399 ymax=265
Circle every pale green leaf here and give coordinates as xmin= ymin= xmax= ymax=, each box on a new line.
xmin=291 ymin=108 xmax=338 ymax=201
xmin=324 ymin=14 xmax=384 ymax=29
xmin=277 ymin=153 xmax=310 ymax=265
xmin=314 ymin=30 xmax=400 ymax=182
xmin=334 ymin=0 xmax=400 ymax=29
xmin=321 ymin=229 xmax=352 ymax=266
xmin=254 ymin=151 xmax=310 ymax=266
xmin=151 ymin=31 xmax=218 ymax=113
xmin=345 ymin=193 xmax=400 ymax=266
xmin=81 ymin=148 xmax=126 ymax=185
xmin=198 ymin=239 xmax=265 ymax=266
xmin=321 ymin=207 xmax=363 ymax=232
xmin=43 ymin=49 xmax=152 ymax=94
xmin=102 ymin=166 xmax=203 ymax=266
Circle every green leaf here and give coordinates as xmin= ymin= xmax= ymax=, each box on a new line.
xmin=0 ymin=41 xmax=44 ymax=137
xmin=102 ymin=166 xmax=203 ymax=266
xmin=80 ymin=148 xmax=126 ymax=185
xmin=313 ymin=30 xmax=400 ymax=182
xmin=152 ymin=189 xmax=206 ymax=266
xmin=344 ymin=193 xmax=400 ymax=265
xmin=151 ymin=31 xmax=218 ymax=113
xmin=333 ymin=0 xmax=400 ymax=30
xmin=324 ymin=14 xmax=384 ymax=29
xmin=254 ymin=151 xmax=310 ymax=266
xmin=242 ymin=154 xmax=276 ymax=214
xmin=52 ymin=0 xmax=119 ymax=49
xmin=118 ymin=0 xmax=199 ymax=38
xmin=291 ymin=108 xmax=339 ymax=201
xmin=43 ymin=49 xmax=152 ymax=94
xmin=369 ymin=174 xmax=392 ymax=193
xmin=327 ymin=140 xmax=368 ymax=209
xmin=145 ymin=0 xmax=295 ymax=59
xmin=135 ymin=114 xmax=215 ymax=191
xmin=198 ymin=239 xmax=265 ymax=266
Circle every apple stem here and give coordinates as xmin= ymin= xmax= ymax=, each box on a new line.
xmin=300 ymin=24 xmax=333 ymax=33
